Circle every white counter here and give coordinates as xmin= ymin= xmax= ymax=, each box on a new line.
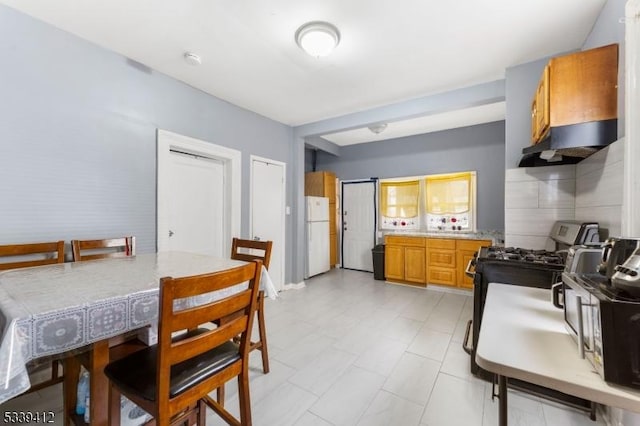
xmin=476 ymin=283 xmax=640 ymax=413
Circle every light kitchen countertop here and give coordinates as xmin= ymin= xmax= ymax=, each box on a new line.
xmin=384 ymin=229 xmax=504 ymax=245
xmin=476 ymin=284 xmax=640 ymax=413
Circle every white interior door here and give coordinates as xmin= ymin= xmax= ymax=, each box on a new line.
xmin=342 ymin=180 xmax=376 ymax=272
xmin=251 ymin=157 xmax=286 ymax=291
xmin=166 ymin=151 xmax=224 ymax=256
xmin=157 ymin=129 xmax=241 ymax=257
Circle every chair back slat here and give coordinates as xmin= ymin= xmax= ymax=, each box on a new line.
xmin=231 ymin=238 xmax=272 ymax=269
xmin=155 ymin=260 xmax=262 ymax=418
xmin=71 ymin=237 xmax=135 ymax=261
xmin=169 ymin=264 xmax=256 ymax=299
xmin=171 ymin=291 xmax=253 ymax=331
xmin=0 ymin=241 xmax=65 ymax=270
xmin=170 ymin=316 xmax=249 ymax=366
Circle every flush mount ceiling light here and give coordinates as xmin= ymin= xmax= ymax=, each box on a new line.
xmin=368 ymin=123 xmax=388 ymax=134
xmin=295 ymin=21 xmax=340 ymax=58
xmin=183 ymin=52 xmax=202 ymax=66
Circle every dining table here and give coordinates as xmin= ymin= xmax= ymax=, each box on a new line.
xmin=0 ymin=251 xmax=277 ymax=425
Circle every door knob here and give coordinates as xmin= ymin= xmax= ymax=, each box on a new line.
xmin=169 ymin=230 xmax=174 ymax=237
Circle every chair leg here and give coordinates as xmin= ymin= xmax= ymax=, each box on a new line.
xmin=238 ymin=371 xmax=252 ymax=426
xmin=217 ymin=385 xmax=225 ymax=405
xmin=109 ymin=384 xmax=122 ymax=426
xmin=256 ymin=292 xmax=270 ymax=374
xmin=52 ymin=359 xmax=62 ymax=381
xmin=197 ymin=399 xmax=207 ymax=425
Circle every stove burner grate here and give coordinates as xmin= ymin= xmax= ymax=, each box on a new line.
xmin=483 ymin=246 xmax=564 ymax=265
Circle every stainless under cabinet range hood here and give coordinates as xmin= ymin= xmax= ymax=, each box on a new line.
xmin=518 ymin=119 xmax=617 ymax=167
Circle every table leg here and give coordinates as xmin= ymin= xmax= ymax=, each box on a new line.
xmin=498 ymin=375 xmax=508 ymax=426
xmin=63 ymin=356 xmax=80 ymax=426
xmin=88 ymin=340 xmax=110 ymax=426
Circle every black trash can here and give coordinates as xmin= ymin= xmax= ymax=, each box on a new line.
xmin=372 ymin=244 xmax=385 ymax=280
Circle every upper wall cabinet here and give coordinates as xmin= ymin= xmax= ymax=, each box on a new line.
xmin=531 ymin=65 xmax=550 ymax=142
xmin=522 ymin=44 xmax=619 ymax=167
xmin=531 ymin=43 xmax=618 ymax=145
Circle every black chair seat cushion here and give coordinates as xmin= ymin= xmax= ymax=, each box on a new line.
xmin=104 ymin=330 xmax=240 ymax=402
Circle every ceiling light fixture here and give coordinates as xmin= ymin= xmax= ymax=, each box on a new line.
xmin=295 ymin=21 xmax=340 ymax=58
xmin=183 ymin=52 xmax=202 ymax=66
xmin=368 ymin=123 xmax=388 ymax=134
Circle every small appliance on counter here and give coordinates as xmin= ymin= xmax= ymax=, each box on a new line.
xmin=558 ymin=235 xmax=640 ymax=390
xmin=597 ymin=237 xmax=640 ymax=279
xmin=561 ymin=272 xmax=640 ymax=390
xmin=611 ymin=245 xmax=640 ymax=297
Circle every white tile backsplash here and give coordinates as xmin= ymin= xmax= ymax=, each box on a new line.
xmin=505 ymin=181 xmax=539 ymax=209
xmin=503 ymin=235 xmax=552 ymax=250
xmin=504 ymin=140 xmax=624 ymax=249
xmin=539 ymin=179 xmax=576 ymax=209
xmin=505 ymin=208 xmax=575 ymax=236
xmin=575 ymin=164 xmax=624 ymax=208
xmin=575 ymin=206 xmax=623 ymax=238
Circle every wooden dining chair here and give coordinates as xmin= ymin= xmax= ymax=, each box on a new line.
xmin=104 ymin=260 xmax=262 ymax=426
xmin=0 ymin=241 xmax=65 ymax=394
xmin=65 ymin=236 xmax=139 ymax=424
xmin=230 ymin=237 xmax=272 ymax=374
xmin=71 ymin=236 xmax=135 ymax=261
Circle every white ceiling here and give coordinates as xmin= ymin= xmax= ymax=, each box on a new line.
xmin=2 ymin=0 xmax=605 ymax=136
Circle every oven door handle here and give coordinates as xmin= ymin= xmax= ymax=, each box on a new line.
xmin=465 ymin=259 xmax=476 ymax=278
xmin=462 ymin=320 xmax=473 ymax=355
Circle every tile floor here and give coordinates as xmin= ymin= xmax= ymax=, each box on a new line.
xmin=0 ymin=269 xmax=608 ymax=425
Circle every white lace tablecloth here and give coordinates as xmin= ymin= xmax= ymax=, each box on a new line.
xmin=0 ymin=251 xmax=277 ymax=404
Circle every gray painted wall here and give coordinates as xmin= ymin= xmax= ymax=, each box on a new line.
xmin=314 ymin=121 xmax=506 ymax=232
xmin=0 ymin=6 xmax=295 ymax=280
xmin=504 ymin=0 xmax=626 ymax=169
xmin=504 ymin=56 xmax=554 ymax=168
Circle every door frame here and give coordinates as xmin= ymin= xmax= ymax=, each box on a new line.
xmin=157 ymin=129 xmax=241 ymax=254
xmin=250 ymin=155 xmax=286 ymax=290
xmin=340 ymin=179 xmax=378 ymax=271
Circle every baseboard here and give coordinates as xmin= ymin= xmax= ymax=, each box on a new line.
xmin=426 ymin=284 xmax=473 ymax=296
xmin=283 ymin=281 xmax=306 ymax=290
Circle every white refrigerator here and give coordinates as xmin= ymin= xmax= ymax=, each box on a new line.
xmin=305 ymin=196 xmax=330 ymax=278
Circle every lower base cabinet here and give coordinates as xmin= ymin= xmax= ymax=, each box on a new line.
xmin=427 ymin=239 xmax=456 ymax=286
xmin=384 ymin=236 xmax=426 ymax=286
xmin=384 ymin=236 xmax=492 ymax=289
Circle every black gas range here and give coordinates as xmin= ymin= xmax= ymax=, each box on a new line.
xmin=463 ymin=221 xmax=600 ymax=415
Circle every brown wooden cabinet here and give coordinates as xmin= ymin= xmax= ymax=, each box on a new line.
xmin=305 ymin=171 xmax=337 ymax=267
xmin=531 ymin=65 xmax=550 ymax=143
xmin=456 ymin=239 xmax=492 ymax=289
xmin=384 ymin=236 xmax=426 ymax=286
xmin=531 ymin=44 xmax=618 ymax=144
xmin=427 ymin=239 xmax=456 ymax=286
xmin=384 ymin=236 xmax=492 ymax=289
xmin=384 ymin=243 xmax=405 ymax=281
